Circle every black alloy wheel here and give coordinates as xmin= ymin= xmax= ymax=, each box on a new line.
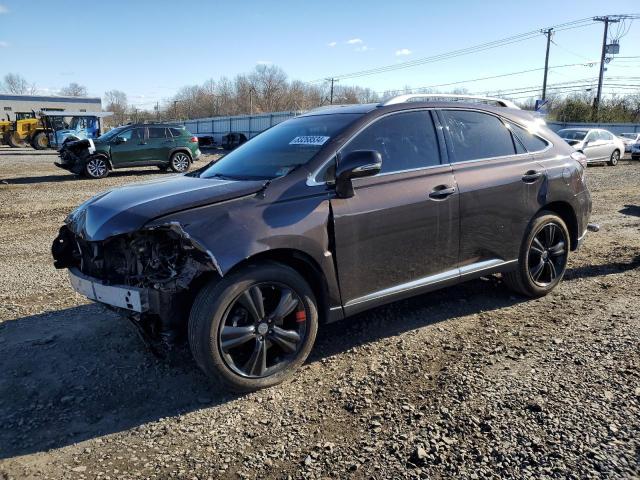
xmin=219 ymin=282 xmax=307 ymax=378
xmin=188 ymin=262 xmax=318 ymax=391
xmin=527 ymin=222 xmax=568 ymax=287
xmin=503 ymin=212 xmax=570 ymax=297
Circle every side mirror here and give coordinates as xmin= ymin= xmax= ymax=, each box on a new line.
xmin=335 ymin=150 xmax=382 ymax=198
xmin=115 ymin=136 xmax=127 ymax=144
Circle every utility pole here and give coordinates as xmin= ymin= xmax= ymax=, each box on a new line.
xmin=155 ymin=101 xmax=159 ymax=121
xmin=593 ymin=16 xmax=620 ymax=117
xmin=173 ymin=100 xmax=179 ymax=120
xmin=541 ymin=28 xmax=553 ymax=101
xmin=249 ymin=87 xmax=255 ymax=114
xmin=327 ymin=78 xmax=337 ymax=104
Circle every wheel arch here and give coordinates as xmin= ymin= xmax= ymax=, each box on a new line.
xmin=538 ymin=201 xmax=579 ymax=250
xmin=87 ymin=152 xmax=113 ymax=170
xmin=225 ymin=248 xmax=331 ymax=324
xmin=168 ymin=147 xmax=193 ymax=161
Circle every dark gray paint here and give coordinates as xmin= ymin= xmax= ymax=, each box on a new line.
xmin=53 ymin=101 xmax=592 ymax=326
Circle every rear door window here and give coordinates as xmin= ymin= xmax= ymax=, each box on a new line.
xmin=585 ymin=131 xmax=598 ymax=142
xmin=149 ymin=127 xmax=166 ymax=139
xmin=441 ymin=110 xmax=516 ymax=162
xmin=599 ymin=131 xmax=613 ymax=141
xmin=341 ymin=110 xmax=440 ymax=174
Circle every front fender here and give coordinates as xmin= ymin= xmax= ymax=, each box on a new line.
xmin=145 ymin=190 xmax=341 ymax=308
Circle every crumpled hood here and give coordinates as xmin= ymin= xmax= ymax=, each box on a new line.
xmin=66 ymin=175 xmax=267 ymax=241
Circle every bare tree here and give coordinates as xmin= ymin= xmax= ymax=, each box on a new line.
xmin=1 ymin=73 xmax=36 ymax=94
xmin=104 ymin=90 xmax=128 ymax=125
xmin=250 ymin=65 xmax=288 ymax=112
xmin=59 ymin=82 xmax=88 ymax=97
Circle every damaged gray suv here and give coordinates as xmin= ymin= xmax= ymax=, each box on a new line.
xmin=52 ymin=95 xmax=594 ymax=391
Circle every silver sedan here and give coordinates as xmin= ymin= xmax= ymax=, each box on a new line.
xmin=557 ymin=128 xmax=625 ymax=166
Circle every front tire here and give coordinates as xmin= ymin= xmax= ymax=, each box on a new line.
xmin=84 ymin=156 xmax=109 ymax=179
xmin=169 ymin=152 xmax=191 ymax=173
xmin=32 ymin=132 xmax=49 ymax=150
xmin=608 ymin=149 xmax=619 ymax=166
xmin=503 ymin=212 xmax=570 ymax=297
xmin=188 ymin=262 xmax=318 ymax=392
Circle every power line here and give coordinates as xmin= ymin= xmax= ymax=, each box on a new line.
xmin=310 ymin=17 xmax=598 ymax=82
xmin=479 ymin=76 xmax=640 ymax=96
xmin=501 ymin=86 xmax=639 ymax=101
xmin=374 ymin=62 xmax=604 ymax=95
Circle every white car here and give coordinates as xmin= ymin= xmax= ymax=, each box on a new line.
xmin=619 ymin=133 xmax=640 ymax=153
xmin=557 ymin=128 xmax=624 ymax=166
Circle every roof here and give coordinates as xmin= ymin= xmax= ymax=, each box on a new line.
xmin=125 ymin=122 xmax=184 ymax=127
xmin=381 ymin=94 xmax=519 ymax=109
xmin=299 ymin=103 xmax=379 ymax=116
xmin=300 ymin=99 xmax=529 ymax=119
xmin=40 ymin=111 xmax=113 ymax=117
xmin=0 ymin=94 xmax=101 ymax=104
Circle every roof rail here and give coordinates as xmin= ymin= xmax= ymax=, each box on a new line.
xmin=380 ymin=94 xmax=520 ymax=109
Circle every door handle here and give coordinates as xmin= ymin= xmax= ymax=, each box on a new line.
xmin=522 ymin=170 xmax=543 ymax=183
xmin=429 ymin=185 xmax=456 ymax=200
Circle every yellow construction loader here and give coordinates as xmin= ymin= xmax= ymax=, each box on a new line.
xmin=2 ymin=112 xmax=40 ymax=148
xmin=0 ymin=114 xmax=12 ymax=145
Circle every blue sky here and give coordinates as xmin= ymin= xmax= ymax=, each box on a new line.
xmin=0 ymin=0 xmax=638 ymax=109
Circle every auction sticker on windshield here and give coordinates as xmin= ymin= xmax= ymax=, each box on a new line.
xmin=289 ymin=136 xmax=330 ymax=146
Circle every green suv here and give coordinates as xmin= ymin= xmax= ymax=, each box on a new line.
xmin=55 ymin=124 xmax=201 ymax=179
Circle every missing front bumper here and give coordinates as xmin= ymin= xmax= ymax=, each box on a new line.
xmin=68 ymin=268 xmax=149 ymax=312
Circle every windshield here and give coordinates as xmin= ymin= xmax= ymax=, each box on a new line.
xmin=620 ymin=133 xmax=637 ymax=140
xmin=195 ymin=114 xmax=362 ymax=180
xmin=558 ymin=129 xmax=587 ymax=140
xmin=99 ymin=126 xmax=127 ymax=141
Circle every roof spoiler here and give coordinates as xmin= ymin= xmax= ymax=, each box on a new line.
xmin=380 ymin=94 xmax=520 ymax=109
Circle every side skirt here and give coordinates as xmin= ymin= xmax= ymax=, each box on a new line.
xmin=342 ymin=259 xmax=518 ymax=317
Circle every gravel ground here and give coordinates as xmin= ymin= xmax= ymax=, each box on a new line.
xmin=0 ymin=146 xmax=638 ymax=479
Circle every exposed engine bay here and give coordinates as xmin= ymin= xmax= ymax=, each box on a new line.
xmin=54 ymin=139 xmax=95 ymax=174
xmin=52 ymin=222 xmax=220 ymax=352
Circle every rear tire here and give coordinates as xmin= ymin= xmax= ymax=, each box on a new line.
xmin=188 ymin=262 xmax=318 ymax=392
xmin=7 ymin=132 xmax=24 ymax=148
xmin=32 ymin=132 xmax=49 ymax=150
xmin=83 ymin=156 xmax=109 ymax=179
xmin=608 ymin=149 xmax=619 ymax=166
xmin=169 ymin=152 xmax=191 ymax=173
xmin=503 ymin=212 xmax=570 ymax=298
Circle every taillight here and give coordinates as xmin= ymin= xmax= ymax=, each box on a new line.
xmin=190 ymin=136 xmax=198 ymax=143
xmin=570 ymin=151 xmax=587 ymax=169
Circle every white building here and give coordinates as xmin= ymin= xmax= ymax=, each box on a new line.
xmin=0 ymin=94 xmax=102 ymax=121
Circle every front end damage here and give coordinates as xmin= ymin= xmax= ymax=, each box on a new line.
xmin=54 ymin=139 xmax=96 ymax=174
xmin=52 ymin=222 xmax=220 ymax=352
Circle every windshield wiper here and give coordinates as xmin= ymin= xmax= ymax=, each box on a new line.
xmin=209 ymin=173 xmax=243 ymax=180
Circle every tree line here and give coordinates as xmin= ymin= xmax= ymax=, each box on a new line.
xmin=2 ymin=70 xmax=639 ymax=124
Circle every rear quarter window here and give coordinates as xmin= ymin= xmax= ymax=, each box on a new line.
xmin=169 ymin=127 xmax=184 ymax=137
xmin=508 ymin=123 xmax=549 ymax=152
